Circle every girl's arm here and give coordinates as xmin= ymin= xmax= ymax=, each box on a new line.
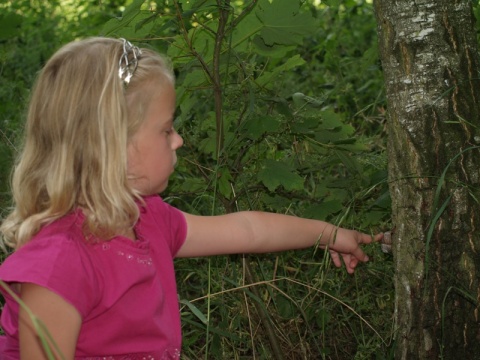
xmin=178 ymin=211 xmax=382 ymax=274
xmin=19 ymin=283 xmax=81 ymax=360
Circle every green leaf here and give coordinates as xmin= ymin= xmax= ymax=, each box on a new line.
xmin=169 ymin=22 xmax=216 ymax=64
xmin=243 ymin=115 xmax=281 ymax=140
xmin=292 ymin=92 xmax=324 ymax=109
xmin=362 ymin=210 xmax=388 ymax=227
xmin=255 ymin=0 xmax=316 ymax=46
xmin=260 ymin=193 xmax=296 ymax=210
xmin=102 ymin=0 xmax=155 ymax=37
xmin=102 ymin=0 xmax=144 ymax=35
xmin=303 ymin=200 xmax=343 ymax=220
xmin=199 ymin=131 xmax=217 ymax=155
xmin=218 ymin=169 xmax=233 ymax=199
xmin=182 ymin=69 xmax=210 ymax=88
xmin=312 ymin=109 xmax=358 ymax=145
xmin=252 ymin=37 xmax=296 ymax=57
xmin=334 ymin=150 xmax=363 ymax=175
xmin=232 ymin=5 xmax=296 ymax=56
xmin=314 ymin=309 xmax=331 ymax=328
xmin=256 ymin=55 xmax=305 ymax=87
xmin=0 ymin=12 xmax=23 ymax=40
xmin=318 ymin=110 xmax=345 ymax=131
xmin=179 ymin=299 xmax=208 ymax=324
xmin=335 ymin=141 xmax=370 ymax=152
xmin=199 ymin=112 xmax=216 ymax=132
xmin=179 ymin=178 xmax=206 ymax=193
xmin=275 ymin=295 xmax=295 ymax=318
xmin=372 ymin=190 xmax=391 ymax=209
xmin=178 ymin=0 xmax=217 ymax=12
xmin=134 ymin=13 xmax=157 ymax=32
xmin=257 ymin=160 xmax=304 ymax=192
xmin=291 ymin=116 xmax=321 ymax=134
xmin=231 ymin=8 xmax=264 ymax=51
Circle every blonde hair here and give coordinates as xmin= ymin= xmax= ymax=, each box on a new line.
xmin=0 ymin=37 xmax=174 ymax=249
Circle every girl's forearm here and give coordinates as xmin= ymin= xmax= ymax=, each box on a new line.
xmin=237 ymin=211 xmax=338 ymax=253
xmin=180 ymin=211 xmax=350 ymax=257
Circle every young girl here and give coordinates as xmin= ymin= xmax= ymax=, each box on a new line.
xmin=0 ymin=37 xmax=382 ymax=359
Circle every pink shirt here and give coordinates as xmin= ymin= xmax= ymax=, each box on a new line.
xmin=0 ymin=195 xmax=187 ymax=359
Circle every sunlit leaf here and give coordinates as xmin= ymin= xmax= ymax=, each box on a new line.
xmin=255 ymin=0 xmax=316 ymax=46
xmin=102 ymin=0 xmax=156 ymax=37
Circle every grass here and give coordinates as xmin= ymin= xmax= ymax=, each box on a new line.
xmin=176 ymin=245 xmax=395 ymax=360
xmin=0 ymin=280 xmax=64 ymax=359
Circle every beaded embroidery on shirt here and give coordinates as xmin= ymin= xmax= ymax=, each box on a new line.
xmin=100 ymin=242 xmax=153 ymax=266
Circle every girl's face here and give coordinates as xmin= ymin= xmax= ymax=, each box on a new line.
xmin=127 ymin=82 xmax=183 ymax=195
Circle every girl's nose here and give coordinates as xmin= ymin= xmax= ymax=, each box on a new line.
xmin=173 ymin=130 xmax=183 ymax=150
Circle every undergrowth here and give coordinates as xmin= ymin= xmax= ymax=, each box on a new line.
xmin=174 ymin=248 xmax=394 ymax=359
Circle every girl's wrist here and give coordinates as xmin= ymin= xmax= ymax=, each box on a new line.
xmin=315 ymin=221 xmax=338 ymax=247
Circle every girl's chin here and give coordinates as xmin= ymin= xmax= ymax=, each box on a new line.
xmin=154 ymin=181 xmax=169 ymax=194
xmin=129 ymin=182 xmax=169 ymax=196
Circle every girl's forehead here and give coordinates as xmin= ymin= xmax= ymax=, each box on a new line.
xmin=146 ymin=82 xmax=176 ymax=108
xmin=143 ymin=78 xmax=175 ymax=97
xmin=149 ymin=84 xmax=175 ymax=104
xmin=129 ymin=79 xmax=175 ymax=109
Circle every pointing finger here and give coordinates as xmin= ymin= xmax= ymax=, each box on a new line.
xmin=360 ymin=232 xmax=383 ymax=244
xmin=372 ymin=233 xmax=384 ymax=243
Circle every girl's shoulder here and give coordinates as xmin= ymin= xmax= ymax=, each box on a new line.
xmin=0 ymin=210 xmax=92 ymax=270
xmin=6 ymin=210 xmax=87 ymax=259
xmin=138 ymin=195 xmax=187 ymax=256
xmin=141 ymin=194 xmax=185 ymax=227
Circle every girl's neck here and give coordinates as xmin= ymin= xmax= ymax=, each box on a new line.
xmin=77 ymin=206 xmax=138 ymax=241
xmin=122 ymin=228 xmax=138 ymax=241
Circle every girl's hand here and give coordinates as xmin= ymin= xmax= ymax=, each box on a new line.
xmin=327 ymin=229 xmax=383 ymax=274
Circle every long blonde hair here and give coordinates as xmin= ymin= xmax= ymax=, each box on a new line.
xmin=0 ymin=37 xmax=174 ymax=249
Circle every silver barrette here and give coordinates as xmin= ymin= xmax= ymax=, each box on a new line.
xmin=118 ymin=38 xmax=142 ymax=86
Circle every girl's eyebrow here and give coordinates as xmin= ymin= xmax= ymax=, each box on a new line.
xmin=162 ymin=119 xmax=173 ymax=129
xmin=161 ymin=116 xmax=173 ymax=124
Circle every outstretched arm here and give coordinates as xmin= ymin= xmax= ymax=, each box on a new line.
xmin=177 ymin=211 xmax=382 ymax=273
xmin=19 ymin=283 xmax=81 ymax=360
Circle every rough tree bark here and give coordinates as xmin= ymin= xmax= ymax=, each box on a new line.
xmin=374 ymin=0 xmax=480 ymax=359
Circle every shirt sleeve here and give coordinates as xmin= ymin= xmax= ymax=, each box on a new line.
xmin=0 ymin=234 xmax=99 ymax=319
xmin=144 ymin=195 xmax=187 ymax=257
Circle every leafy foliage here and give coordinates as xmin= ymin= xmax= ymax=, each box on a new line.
xmin=1 ymin=0 xmax=394 ymax=359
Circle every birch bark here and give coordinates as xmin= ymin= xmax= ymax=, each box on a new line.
xmin=374 ymin=0 xmax=480 ymax=358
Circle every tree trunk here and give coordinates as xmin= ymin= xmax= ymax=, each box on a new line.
xmin=374 ymin=0 xmax=480 ymax=358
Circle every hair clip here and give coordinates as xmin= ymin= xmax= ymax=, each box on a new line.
xmin=118 ymin=38 xmax=142 ymax=86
